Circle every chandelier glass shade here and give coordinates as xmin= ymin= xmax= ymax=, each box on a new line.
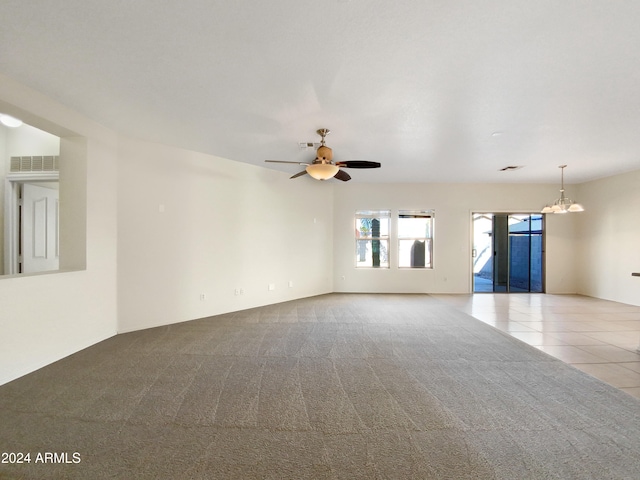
xmin=541 ymin=165 xmax=584 ymax=214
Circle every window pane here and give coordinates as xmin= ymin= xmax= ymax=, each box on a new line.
xmin=356 ymin=240 xmax=389 ymax=268
xmin=399 ymin=239 xmax=431 ymax=268
xmin=356 ymin=217 xmax=383 ymax=238
xmin=398 ymin=212 xmax=433 ymax=238
xmin=356 ymin=214 xmax=390 ymax=238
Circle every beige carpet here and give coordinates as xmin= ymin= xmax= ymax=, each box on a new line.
xmin=1 ymin=293 xmax=640 ymax=479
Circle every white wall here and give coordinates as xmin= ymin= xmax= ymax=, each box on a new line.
xmin=0 ymin=75 xmax=118 ymax=385
xmin=2 ymin=123 xmax=60 ymax=156
xmin=117 ymin=138 xmax=334 ymax=332
xmin=333 ymin=182 xmax=578 ymax=294
xmin=576 ymin=169 xmax=640 ymax=306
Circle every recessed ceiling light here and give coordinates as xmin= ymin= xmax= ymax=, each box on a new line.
xmin=499 ymin=165 xmax=524 ymax=171
xmin=0 ymin=114 xmax=23 ymax=128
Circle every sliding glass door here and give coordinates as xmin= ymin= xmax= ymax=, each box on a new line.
xmin=472 ymin=213 xmax=544 ymax=293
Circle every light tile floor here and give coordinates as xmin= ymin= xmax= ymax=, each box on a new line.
xmin=433 ymin=293 xmax=640 ymax=399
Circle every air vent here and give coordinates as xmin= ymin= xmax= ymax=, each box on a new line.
xmin=10 ymin=157 xmax=20 ymax=171
xmin=43 ymin=156 xmax=57 ymax=170
xmin=10 ymin=156 xmax=60 ymax=172
xmin=499 ymin=165 xmax=524 ymax=171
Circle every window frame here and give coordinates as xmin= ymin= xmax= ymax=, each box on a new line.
xmin=397 ymin=210 xmax=434 ymax=269
xmin=355 ymin=210 xmax=391 ymax=268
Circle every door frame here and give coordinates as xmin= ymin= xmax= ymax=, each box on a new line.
xmin=471 ymin=211 xmax=546 ymax=293
xmin=4 ymin=172 xmax=59 ymax=275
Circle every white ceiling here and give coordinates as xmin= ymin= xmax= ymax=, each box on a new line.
xmin=1 ymin=0 xmax=639 ymax=184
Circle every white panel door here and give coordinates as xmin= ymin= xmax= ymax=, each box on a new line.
xmin=22 ymin=183 xmax=59 ymax=273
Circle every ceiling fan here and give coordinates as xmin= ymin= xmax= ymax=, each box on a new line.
xmin=265 ymin=128 xmax=381 ymax=181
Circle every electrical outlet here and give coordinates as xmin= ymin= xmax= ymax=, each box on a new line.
xmin=200 ymin=293 xmax=206 ymax=301
xmin=268 ymin=283 xmax=276 ymax=291
xmin=234 ymin=288 xmax=240 ymax=296
xmin=288 ymin=281 xmax=293 ymax=288
xmin=240 ymin=288 xmax=244 ymax=295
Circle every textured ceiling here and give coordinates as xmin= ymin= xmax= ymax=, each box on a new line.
xmin=1 ymin=0 xmax=639 ymax=183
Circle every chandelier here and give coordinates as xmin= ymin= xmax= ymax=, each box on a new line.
xmin=541 ymin=165 xmax=584 ymax=214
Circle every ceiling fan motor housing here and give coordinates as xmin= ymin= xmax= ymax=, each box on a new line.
xmin=316 ymin=145 xmax=333 ymax=162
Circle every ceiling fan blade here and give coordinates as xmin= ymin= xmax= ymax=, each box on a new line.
xmin=265 ymin=160 xmax=310 ymax=165
xmin=333 ymin=169 xmax=351 ymax=181
xmin=290 ymin=170 xmax=308 ymax=179
xmin=336 ymin=160 xmax=381 ymax=169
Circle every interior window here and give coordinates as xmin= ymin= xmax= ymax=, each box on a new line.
xmin=1 ymin=122 xmax=61 ymax=275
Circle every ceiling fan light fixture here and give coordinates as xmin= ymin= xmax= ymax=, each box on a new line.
xmin=306 ymin=163 xmax=339 ymax=180
xmin=264 ymin=127 xmax=381 ymax=182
